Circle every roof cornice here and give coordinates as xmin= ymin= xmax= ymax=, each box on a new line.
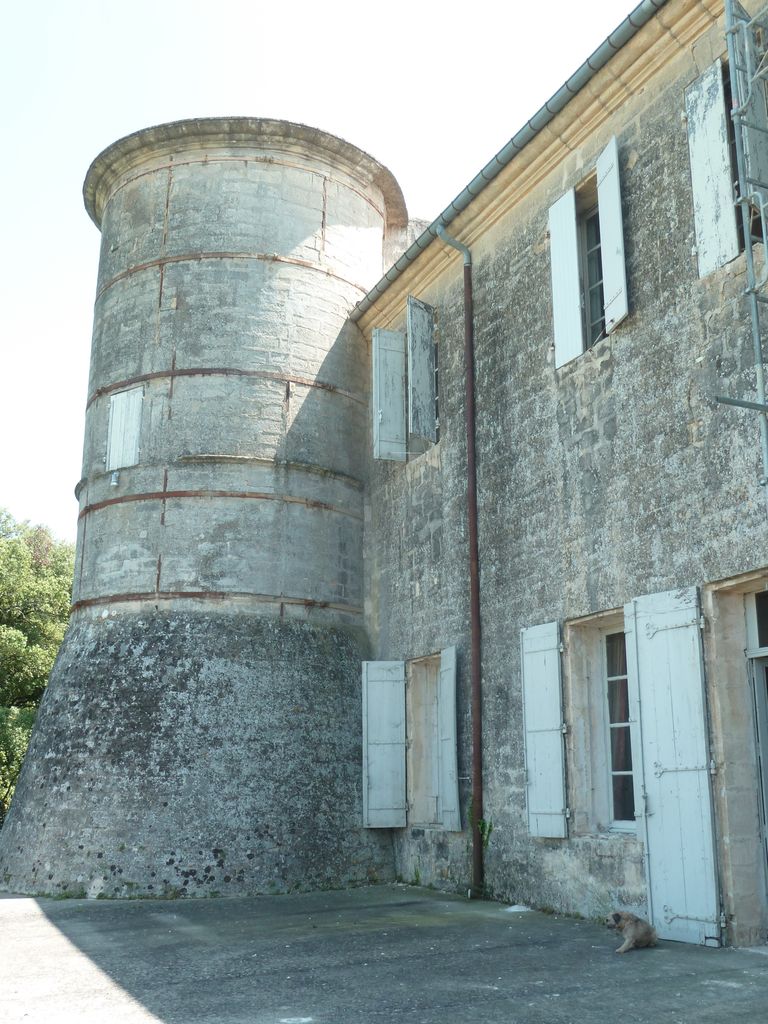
xmin=355 ymin=0 xmax=722 ymax=334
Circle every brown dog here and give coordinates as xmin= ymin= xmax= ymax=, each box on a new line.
xmin=605 ymin=911 xmax=658 ymax=953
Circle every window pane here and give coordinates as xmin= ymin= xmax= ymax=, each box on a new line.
xmin=757 ymin=591 xmax=768 ymax=648
xmin=587 ymin=249 xmax=603 ymax=284
xmin=605 ymin=632 xmax=627 ymax=677
xmin=608 ymin=677 xmax=629 ymax=724
xmin=610 ymin=726 xmax=633 ymax=772
xmin=612 ymin=775 xmax=635 ymax=821
xmin=589 ymin=283 xmax=603 ymax=322
xmin=585 ymin=211 xmax=601 ymax=249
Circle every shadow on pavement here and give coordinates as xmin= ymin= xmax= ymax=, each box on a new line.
xmin=2 ymin=885 xmax=768 ymax=1023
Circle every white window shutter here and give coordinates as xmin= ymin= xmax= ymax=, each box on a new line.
xmin=521 ymin=621 xmax=567 ymax=838
xmin=549 ymin=189 xmax=583 ymax=368
xmin=106 ymin=387 xmax=143 ymax=470
xmin=596 ymin=136 xmax=629 ymax=333
xmin=362 ymin=661 xmax=406 ymax=827
xmin=685 ymin=60 xmax=739 ymax=277
xmin=372 ymin=328 xmax=406 ymax=461
xmin=624 ymin=587 xmax=720 ymax=945
xmin=731 ymin=3 xmax=768 ymax=206
xmin=437 ymin=645 xmax=461 ymax=831
xmin=407 ymin=296 xmax=437 ymax=444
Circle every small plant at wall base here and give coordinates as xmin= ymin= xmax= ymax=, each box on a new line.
xmin=477 ymin=818 xmax=493 ymax=849
xmin=0 ymin=509 xmax=74 ymax=825
xmin=467 ymin=798 xmax=494 ymax=850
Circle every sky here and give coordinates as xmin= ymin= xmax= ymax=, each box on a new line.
xmin=1 ymin=0 xmax=639 ymax=542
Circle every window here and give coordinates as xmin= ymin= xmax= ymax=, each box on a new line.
xmin=604 ymin=631 xmax=635 ymax=825
xmin=548 ymin=135 xmax=628 ymax=369
xmin=581 ymin=205 xmax=605 ymax=347
xmin=756 ymin=591 xmax=768 ymax=648
xmin=106 ymin=387 xmax=143 ymax=471
xmin=745 ymin=588 xmax=768 ymax=653
xmin=525 ymin=589 xmax=720 ymax=945
xmin=559 ymin=614 xmax=636 ymax=834
xmin=362 ymin=647 xmax=460 ymax=830
xmin=686 ymin=39 xmax=768 ymax=277
xmin=372 ymin=295 xmax=437 ymax=461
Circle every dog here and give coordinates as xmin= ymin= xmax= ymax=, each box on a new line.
xmin=605 ymin=911 xmax=657 ymax=953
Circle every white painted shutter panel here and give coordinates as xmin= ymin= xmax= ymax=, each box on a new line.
xmin=372 ymin=328 xmax=406 ymax=461
xmin=731 ymin=3 xmax=768 ymax=206
xmin=362 ymin=661 xmax=406 ymax=827
xmin=407 ymin=296 xmax=437 ymax=444
xmin=437 ymin=645 xmax=460 ymax=831
xmin=549 ymin=189 xmax=583 ymax=368
xmin=685 ymin=61 xmax=739 ymax=278
xmin=624 ymin=587 xmax=720 ymax=945
xmin=106 ymin=387 xmax=143 ymax=470
xmin=596 ymin=136 xmax=629 ymax=333
xmin=521 ymin=622 xmax=567 ymax=838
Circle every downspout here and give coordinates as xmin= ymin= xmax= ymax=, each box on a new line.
xmin=436 ymin=225 xmax=484 ymax=897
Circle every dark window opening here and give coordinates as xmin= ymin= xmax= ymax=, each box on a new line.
xmin=606 ymin=631 xmax=635 ymax=822
xmin=756 ymin=590 xmax=768 ymax=648
xmin=583 ymin=207 xmax=606 ymax=347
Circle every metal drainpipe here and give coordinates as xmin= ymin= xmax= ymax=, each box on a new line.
xmin=436 ymin=225 xmax=484 ymax=898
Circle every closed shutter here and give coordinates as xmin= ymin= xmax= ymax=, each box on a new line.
xmin=685 ymin=60 xmax=739 ymax=277
xmin=624 ymin=587 xmax=720 ymax=945
xmin=549 ymin=189 xmax=583 ymax=369
xmin=437 ymin=645 xmax=460 ymax=831
xmin=596 ymin=136 xmax=628 ymax=333
xmin=106 ymin=387 xmax=143 ymax=470
xmin=362 ymin=661 xmax=406 ymax=827
xmin=372 ymin=328 xmax=407 ymax=461
xmin=521 ymin=621 xmax=567 ymax=838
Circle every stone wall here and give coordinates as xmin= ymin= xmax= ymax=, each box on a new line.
xmin=0 ymin=614 xmax=391 ymax=897
xmin=363 ymin=16 xmax=768 ymax=929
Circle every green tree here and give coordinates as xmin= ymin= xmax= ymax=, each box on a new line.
xmin=0 ymin=509 xmax=74 ymax=823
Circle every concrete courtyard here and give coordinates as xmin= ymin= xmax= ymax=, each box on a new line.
xmin=2 ymin=883 xmax=768 ymax=1024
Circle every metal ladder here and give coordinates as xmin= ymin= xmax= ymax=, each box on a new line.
xmin=719 ymin=0 xmax=768 ymax=496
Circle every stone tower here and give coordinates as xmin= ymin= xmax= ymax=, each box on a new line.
xmin=0 ymin=118 xmax=407 ymax=897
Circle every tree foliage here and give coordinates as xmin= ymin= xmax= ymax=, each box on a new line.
xmin=0 ymin=509 xmax=74 ymax=821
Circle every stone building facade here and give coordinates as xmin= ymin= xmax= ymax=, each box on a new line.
xmin=3 ymin=0 xmax=768 ymax=948
xmin=356 ymin=0 xmax=768 ymax=947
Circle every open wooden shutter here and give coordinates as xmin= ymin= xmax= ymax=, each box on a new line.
xmin=625 ymin=587 xmax=720 ymax=945
xmin=362 ymin=661 xmax=406 ymax=827
xmin=549 ymin=189 xmax=583 ymax=369
xmin=521 ymin=622 xmax=567 ymax=838
xmin=372 ymin=328 xmax=406 ymax=461
xmin=106 ymin=387 xmax=143 ymax=470
xmin=407 ymin=296 xmax=437 ymax=444
xmin=596 ymin=136 xmax=628 ymax=333
xmin=685 ymin=60 xmax=739 ymax=277
xmin=437 ymin=645 xmax=460 ymax=831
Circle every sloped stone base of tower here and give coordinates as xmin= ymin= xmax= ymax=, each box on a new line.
xmin=0 ymin=612 xmax=394 ymax=897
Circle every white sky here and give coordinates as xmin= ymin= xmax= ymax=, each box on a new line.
xmin=1 ymin=0 xmax=636 ymax=542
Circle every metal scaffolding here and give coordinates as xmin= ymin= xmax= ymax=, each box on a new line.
xmin=719 ymin=0 xmax=768 ymax=495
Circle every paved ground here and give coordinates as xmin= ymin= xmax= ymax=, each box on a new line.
xmin=2 ymin=884 xmax=768 ymax=1024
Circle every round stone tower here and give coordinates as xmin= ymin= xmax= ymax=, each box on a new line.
xmin=0 ymin=119 xmax=406 ymax=897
